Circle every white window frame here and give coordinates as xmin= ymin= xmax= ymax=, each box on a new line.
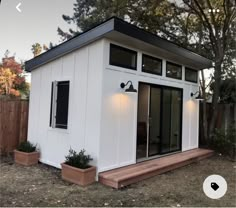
xmin=50 ymin=80 xmax=70 ymax=129
xmin=51 ymin=81 xmax=58 ymax=128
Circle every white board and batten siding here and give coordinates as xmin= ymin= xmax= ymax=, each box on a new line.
xmin=98 ymin=39 xmax=199 ymax=172
xmin=28 ymin=40 xmax=105 ymax=168
xmin=28 ymin=38 xmax=200 ymax=175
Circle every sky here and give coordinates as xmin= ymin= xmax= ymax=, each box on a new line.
xmin=0 ymin=0 xmax=76 ymax=62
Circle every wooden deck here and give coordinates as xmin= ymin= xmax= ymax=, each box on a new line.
xmin=99 ymin=148 xmax=214 ymax=189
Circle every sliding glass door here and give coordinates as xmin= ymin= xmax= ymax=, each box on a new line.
xmin=136 ymin=83 xmax=182 ymax=160
xmin=161 ymin=88 xmax=182 ymax=154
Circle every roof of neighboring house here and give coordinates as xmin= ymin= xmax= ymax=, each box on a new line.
xmin=25 ymin=17 xmax=212 ymax=72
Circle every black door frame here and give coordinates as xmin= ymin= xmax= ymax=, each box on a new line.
xmin=137 ymin=82 xmax=183 ymax=159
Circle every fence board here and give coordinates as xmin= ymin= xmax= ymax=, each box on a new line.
xmin=199 ymin=103 xmax=236 ymax=144
xmin=0 ymin=99 xmax=29 ymax=154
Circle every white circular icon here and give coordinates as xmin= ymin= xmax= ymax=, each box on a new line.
xmin=203 ymin=175 xmax=227 ymax=199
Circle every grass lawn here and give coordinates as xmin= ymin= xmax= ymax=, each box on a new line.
xmin=0 ymin=155 xmax=235 ymax=207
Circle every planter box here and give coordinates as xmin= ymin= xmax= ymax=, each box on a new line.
xmin=14 ymin=150 xmax=40 ymax=166
xmin=61 ymin=163 xmax=96 ymax=186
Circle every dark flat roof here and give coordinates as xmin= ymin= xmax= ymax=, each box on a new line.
xmin=25 ymin=17 xmax=212 ymax=72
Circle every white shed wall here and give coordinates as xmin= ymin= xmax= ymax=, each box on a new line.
xmin=98 ymin=39 xmax=200 ymax=172
xmin=28 ymin=38 xmax=200 ymax=174
xmin=28 ymin=40 xmax=105 ymax=168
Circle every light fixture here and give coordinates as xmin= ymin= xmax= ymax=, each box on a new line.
xmin=120 ymin=80 xmax=137 ymax=93
xmin=190 ymin=91 xmax=204 ymax=100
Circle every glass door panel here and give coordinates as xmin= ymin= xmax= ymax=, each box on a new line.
xmin=161 ymin=89 xmax=172 ymax=153
xmin=148 ymin=87 xmax=161 ymax=156
xmin=169 ymin=90 xmax=182 ymax=152
xmin=161 ymin=89 xmax=182 ymax=153
xmin=136 ymin=84 xmax=149 ymax=160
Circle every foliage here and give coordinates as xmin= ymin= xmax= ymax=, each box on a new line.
xmin=0 ymin=68 xmax=18 ymax=96
xmin=32 ymin=42 xmax=57 ymax=56
xmin=65 ymin=148 xmax=93 ymax=169
xmin=210 ymin=124 xmax=236 ymax=159
xmin=57 ymin=0 xmax=134 ymax=41
xmin=17 ymin=141 xmax=37 ymax=153
xmin=211 ymin=77 xmax=236 ymax=103
xmin=43 ymin=42 xmax=56 ymax=51
xmin=0 ymin=56 xmax=29 ymax=98
xmin=31 ymin=43 xmax=42 ymax=57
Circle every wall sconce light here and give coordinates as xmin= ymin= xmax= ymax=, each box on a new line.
xmin=190 ymin=91 xmax=204 ymax=100
xmin=120 ymin=80 xmax=137 ymax=93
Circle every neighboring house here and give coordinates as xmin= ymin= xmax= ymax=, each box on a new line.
xmin=25 ymin=17 xmax=212 ymax=177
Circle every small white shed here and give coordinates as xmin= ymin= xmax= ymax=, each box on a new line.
xmin=25 ymin=17 xmax=212 ymax=176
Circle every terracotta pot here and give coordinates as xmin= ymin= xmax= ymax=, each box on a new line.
xmin=14 ymin=150 xmax=40 ymax=166
xmin=61 ymin=163 xmax=96 ymax=186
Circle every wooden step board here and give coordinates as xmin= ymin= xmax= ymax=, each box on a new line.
xmin=99 ymin=148 xmax=214 ymax=189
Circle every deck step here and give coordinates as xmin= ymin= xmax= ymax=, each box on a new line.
xmin=99 ymin=148 xmax=214 ymax=189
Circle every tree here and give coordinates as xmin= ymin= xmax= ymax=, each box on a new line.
xmin=0 ymin=55 xmax=29 ymax=98
xmin=43 ymin=42 xmax=56 ymax=51
xmin=57 ymin=0 xmax=134 ymax=40
xmin=31 ymin=43 xmax=42 ymax=57
xmin=0 ymin=68 xmax=18 ymax=96
xmin=211 ymin=77 xmax=236 ymax=103
xmin=180 ymin=0 xmax=236 ymax=138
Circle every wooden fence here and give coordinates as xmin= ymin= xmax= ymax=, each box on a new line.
xmin=0 ymin=99 xmax=29 ymax=154
xmin=199 ymin=103 xmax=236 ymax=144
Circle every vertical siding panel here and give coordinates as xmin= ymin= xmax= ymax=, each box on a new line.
xmin=70 ymin=48 xmax=89 ymax=149
xmin=84 ymin=41 xmax=104 ymax=165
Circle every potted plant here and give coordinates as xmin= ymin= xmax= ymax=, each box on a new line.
xmin=14 ymin=141 xmax=39 ymax=166
xmin=61 ymin=148 xmax=96 ymax=186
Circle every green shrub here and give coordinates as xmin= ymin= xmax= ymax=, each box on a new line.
xmin=65 ymin=148 xmax=93 ymax=169
xmin=17 ymin=141 xmax=37 ymax=153
xmin=210 ymin=124 xmax=236 ymax=160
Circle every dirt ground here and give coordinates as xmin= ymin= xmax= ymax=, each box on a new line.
xmin=0 ymin=155 xmax=235 ymax=207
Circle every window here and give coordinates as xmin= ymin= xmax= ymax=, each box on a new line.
xmin=110 ymin=44 xmax=137 ymax=70
xmin=166 ymin=62 xmax=182 ymax=80
xmin=142 ymin=54 xmax=162 ymax=75
xmin=185 ymin=68 xmax=198 ymax=83
xmin=50 ymin=81 xmax=70 ymax=129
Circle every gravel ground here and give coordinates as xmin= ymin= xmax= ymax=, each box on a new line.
xmin=0 ymin=155 xmax=235 ymax=207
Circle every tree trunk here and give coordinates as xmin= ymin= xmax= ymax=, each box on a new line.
xmin=197 ymin=27 xmax=209 ymax=144
xmin=200 ymin=69 xmax=208 ymax=143
xmin=209 ymin=60 xmax=222 ymax=138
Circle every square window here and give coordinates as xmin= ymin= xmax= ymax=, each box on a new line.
xmin=166 ymin=62 xmax=182 ymax=80
xmin=185 ymin=68 xmax=198 ymax=83
xmin=110 ymin=44 xmax=137 ymax=70
xmin=142 ymin=54 xmax=162 ymax=75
